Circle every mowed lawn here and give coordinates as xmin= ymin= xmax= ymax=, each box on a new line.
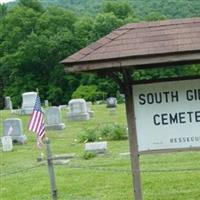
xmin=1 ymin=104 xmax=200 ymax=200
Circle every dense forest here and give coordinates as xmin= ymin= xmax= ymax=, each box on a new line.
xmin=0 ymin=0 xmax=200 ymax=108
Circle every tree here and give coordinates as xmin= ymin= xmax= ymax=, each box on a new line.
xmin=102 ymin=0 xmax=134 ymax=20
xmin=0 ymin=4 xmax=7 ymax=19
xmin=94 ymin=12 xmax=123 ymax=38
xmin=72 ymin=85 xmax=102 ymax=102
xmin=74 ymin=16 xmax=95 ymax=48
xmin=19 ymin=0 xmax=43 ymax=12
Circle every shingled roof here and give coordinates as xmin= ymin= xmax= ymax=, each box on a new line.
xmin=61 ymin=18 xmax=200 ymax=72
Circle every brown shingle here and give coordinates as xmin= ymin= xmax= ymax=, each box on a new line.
xmin=61 ymin=17 xmax=200 ymax=69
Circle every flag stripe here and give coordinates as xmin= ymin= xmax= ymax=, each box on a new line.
xmin=28 ymin=95 xmax=45 ymax=143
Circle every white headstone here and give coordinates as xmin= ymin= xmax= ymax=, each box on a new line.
xmin=1 ymin=136 xmax=13 ymax=151
xmin=21 ymin=92 xmax=37 ymax=115
xmin=45 ymin=107 xmax=65 ymax=130
xmin=3 ymin=118 xmax=27 ymax=144
xmin=4 ymin=96 xmax=13 ymax=110
xmin=85 ymin=141 xmax=107 ymax=154
xmin=86 ymin=102 xmax=94 ymax=118
xmin=67 ymin=99 xmax=89 ymax=121
xmin=106 ymin=97 xmax=117 ymax=108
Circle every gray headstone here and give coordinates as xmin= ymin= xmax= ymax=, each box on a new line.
xmin=86 ymin=101 xmax=94 ymax=118
xmin=44 ymin=100 xmax=49 ymax=107
xmin=45 ymin=107 xmax=65 ymax=130
xmin=58 ymin=105 xmax=67 ymax=110
xmin=67 ymin=99 xmax=89 ymax=121
xmin=4 ymin=96 xmax=13 ymax=110
xmin=3 ymin=118 xmax=27 ymax=144
xmin=85 ymin=141 xmax=107 ymax=154
xmin=21 ymin=92 xmax=37 ymax=115
xmin=109 ymin=107 xmax=117 ymax=115
xmin=106 ymin=97 xmax=117 ymax=108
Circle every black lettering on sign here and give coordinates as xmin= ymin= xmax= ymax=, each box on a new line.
xmin=153 ymin=114 xmax=160 ymax=125
xmin=139 ymin=94 xmax=146 ymax=105
xmin=169 ymin=113 xmax=178 ymax=124
xmin=179 ymin=112 xmax=186 ymax=123
xmin=186 ymin=89 xmax=200 ymax=101
xmin=195 ymin=111 xmax=200 ymax=122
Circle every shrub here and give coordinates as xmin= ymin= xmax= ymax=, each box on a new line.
xmin=78 ymin=123 xmax=128 ymax=143
xmin=78 ymin=128 xmax=99 ymax=143
xmin=72 ymin=85 xmax=102 ymax=102
xmin=99 ymin=123 xmax=128 ymax=140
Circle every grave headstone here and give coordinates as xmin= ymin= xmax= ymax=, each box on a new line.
xmin=45 ymin=106 xmax=65 ymax=130
xmin=67 ymin=99 xmax=89 ymax=121
xmin=106 ymin=97 xmax=117 ymax=108
xmin=59 ymin=105 xmax=67 ymax=110
xmin=1 ymin=136 xmax=13 ymax=152
xmin=85 ymin=141 xmax=107 ymax=154
xmin=86 ymin=101 xmax=94 ymax=118
xmin=44 ymin=100 xmax=49 ymax=107
xmin=21 ymin=92 xmax=37 ymax=115
xmin=4 ymin=96 xmax=13 ymax=110
xmin=109 ymin=107 xmax=117 ymax=115
xmin=3 ymin=118 xmax=27 ymax=144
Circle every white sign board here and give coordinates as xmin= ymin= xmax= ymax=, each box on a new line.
xmin=133 ymin=79 xmax=200 ymax=152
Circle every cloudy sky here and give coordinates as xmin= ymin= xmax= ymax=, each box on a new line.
xmin=0 ymin=0 xmax=15 ymax=4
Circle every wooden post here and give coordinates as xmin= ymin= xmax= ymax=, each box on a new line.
xmin=45 ymin=138 xmax=57 ymax=200
xmin=122 ymin=70 xmax=143 ymax=200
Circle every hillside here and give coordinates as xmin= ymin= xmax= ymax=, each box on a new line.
xmin=6 ymin=0 xmax=200 ymax=18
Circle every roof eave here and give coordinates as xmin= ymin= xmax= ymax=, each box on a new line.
xmin=63 ymin=51 xmax=200 ymax=73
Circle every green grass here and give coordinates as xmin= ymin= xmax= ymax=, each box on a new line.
xmin=1 ymin=104 xmax=200 ymax=200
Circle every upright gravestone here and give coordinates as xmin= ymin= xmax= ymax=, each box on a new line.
xmin=3 ymin=118 xmax=27 ymax=144
xmin=21 ymin=92 xmax=37 ymax=115
xmin=45 ymin=107 xmax=65 ymax=130
xmin=44 ymin=100 xmax=49 ymax=107
xmin=4 ymin=96 xmax=13 ymax=110
xmin=86 ymin=101 xmax=94 ymax=118
xmin=67 ymin=99 xmax=89 ymax=121
xmin=106 ymin=97 xmax=117 ymax=115
xmin=106 ymin=97 xmax=117 ymax=108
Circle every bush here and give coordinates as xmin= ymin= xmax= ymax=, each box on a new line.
xmin=72 ymin=85 xmax=101 ymax=102
xmin=78 ymin=128 xmax=100 ymax=143
xmin=78 ymin=123 xmax=128 ymax=142
xmin=99 ymin=123 xmax=128 ymax=140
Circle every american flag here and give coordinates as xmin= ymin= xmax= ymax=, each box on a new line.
xmin=28 ymin=95 xmax=45 ymax=142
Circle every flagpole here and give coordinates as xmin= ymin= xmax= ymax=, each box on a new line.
xmin=45 ymin=138 xmax=57 ymax=200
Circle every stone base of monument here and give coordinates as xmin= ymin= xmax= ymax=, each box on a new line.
xmin=12 ymin=135 xmax=27 ymax=144
xmin=88 ymin=111 xmax=94 ymax=118
xmin=109 ymin=108 xmax=117 ymax=115
xmin=67 ymin=113 xmax=90 ymax=121
xmin=20 ymin=108 xmax=33 ymax=115
xmin=45 ymin=123 xmax=66 ymax=130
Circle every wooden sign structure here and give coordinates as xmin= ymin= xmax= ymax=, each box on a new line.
xmin=61 ymin=18 xmax=200 ymax=200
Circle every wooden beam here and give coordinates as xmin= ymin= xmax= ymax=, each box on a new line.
xmin=122 ymin=69 xmax=143 ymax=200
xmin=64 ymin=51 xmax=200 ymax=72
